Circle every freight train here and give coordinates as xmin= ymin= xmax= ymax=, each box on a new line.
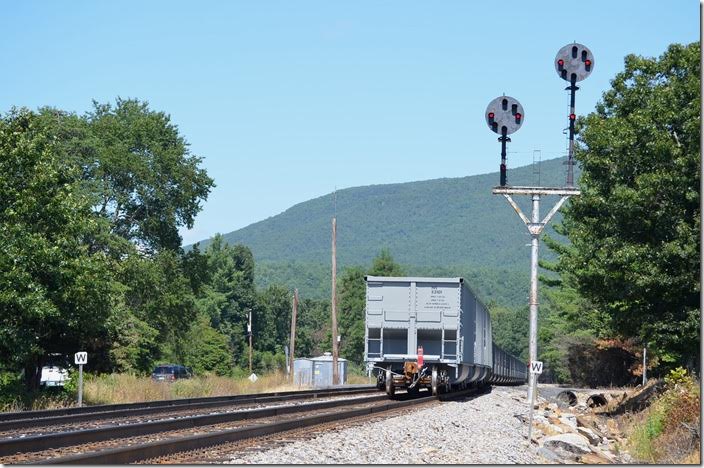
xmin=364 ymin=276 xmax=527 ymax=396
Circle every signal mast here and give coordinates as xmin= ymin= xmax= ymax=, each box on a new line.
xmin=484 ymin=43 xmax=594 ymax=432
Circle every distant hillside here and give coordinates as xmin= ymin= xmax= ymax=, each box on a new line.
xmin=190 ymin=157 xmax=577 ymax=306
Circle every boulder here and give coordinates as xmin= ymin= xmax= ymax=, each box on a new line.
xmin=559 ymin=414 xmax=578 ymax=430
xmin=576 ymin=415 xmax=594 ymax=428
xmin=543 ymin=433 xmax=592 ymax=457
xmin=557 ymin=423 xmax=576 ymax=434
xmin=577 ymin=427 xmax=602 ymax=445
xmin=579 ymin=452 xmax=611 ymax=464
xmin=537 ymin=447 xmax=562 ymax=462
xmin=536 ymin=422 xmax=564 ymax=436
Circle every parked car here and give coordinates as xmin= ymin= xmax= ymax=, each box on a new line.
xmin=151 ymin=364 xmax=192 ymax=382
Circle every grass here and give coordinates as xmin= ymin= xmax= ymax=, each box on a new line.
xmin=0 ymin=391 xmax=76 ymax=413
xmin=626 ymin=369 xmax=700 ymax=464
xmin=83 ymin=372 xmax=310 ymax=405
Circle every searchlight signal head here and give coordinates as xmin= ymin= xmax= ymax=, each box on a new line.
xmin=555 ymin=43 xmax=594 ymax=82
xmin=485 ymin=96 xmax=525 ymax=135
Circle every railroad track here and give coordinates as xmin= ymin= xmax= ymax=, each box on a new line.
xmin=0 ymin=386 xmax=376 ymax=437
xmin=147 ymin=386 xmax=486 ymax=464
xmin=0 ymin=386 xmax=380 ymax=463
xmin=0 ymin=385 xmax=483 ymax=464
xmin=0 ymin=385 xmax=376 ymax=424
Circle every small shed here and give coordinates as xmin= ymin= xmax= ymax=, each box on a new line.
xmin=292 ymin=358 xmax=313 ymax=386
xmin=293 ymin=353 xmax=347 ymax=387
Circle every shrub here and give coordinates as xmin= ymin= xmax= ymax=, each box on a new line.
xmin=628 ymin=372 xmax=700 ymax=463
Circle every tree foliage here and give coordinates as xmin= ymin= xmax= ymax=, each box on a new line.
xmin=0 ymin=100 xmax=216 ymax=390
xmin=549 ymin=42 xmax=700 ymax=370
xmin=87 ymin=99 xmax=214 ymax=253
xmin=334 ymin=249 xmax=405 ymax=364
xmin=0 ymin=109 xmax=114 ymax=387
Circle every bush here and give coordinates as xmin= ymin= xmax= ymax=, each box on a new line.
xmin=0 ymin=371 xmax=25 ymax=411
xmin=629 ymin=371 xmax=700 ymax=463
xmin=182 ymin=316 xmax=234 ymax=376
xmin=0 ymin=370 xmax=80 ymax=411
xmin=252 ymin=351 xmax=286 ymax=374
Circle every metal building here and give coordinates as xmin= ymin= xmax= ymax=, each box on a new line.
xmin=292 ymin=358 xmax=313 ymax=386
xmin=293 ymin=353 xmax=347 ymax=387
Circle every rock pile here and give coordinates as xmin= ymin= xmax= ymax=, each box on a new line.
xmin=527 ymin=399 xmax=634 ymax=463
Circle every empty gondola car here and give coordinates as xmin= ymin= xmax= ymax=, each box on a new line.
xmin=364 ymin=276 xmax=527 ymax=396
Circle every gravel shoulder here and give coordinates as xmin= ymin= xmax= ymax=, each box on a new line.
xmin=226 ymin=385 xmax=537 ymax=464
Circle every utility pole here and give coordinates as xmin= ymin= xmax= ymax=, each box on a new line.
xmin=331 ymin=217 xmax=339 ymax=385
xmin=642 ymin=347 xmax=647 ymax=386
xmin=247 ymin=309 xmax=253 ymax=374
xmin=289 ymin=289 xmax=299 ymax=383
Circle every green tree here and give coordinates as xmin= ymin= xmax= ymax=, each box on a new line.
xmin=0 ymin=109 xmax=114 ymax=388
xmin=369 ymin=248 xmax=405 ymax=276
xmin=337 ymin=267 xmax=366 ymax=363
xmin=116 ymin=250 xmax=198 ymax=369
xmin=554 ymin=42 xmax=700 ymax=370
xmin=86 ymin=98 xmax=214 ymax=253
xmin=489 ymin=302 xmax=529 ymax=361
xmin=198 ymin=235 xmax=257 ymax=368
xmin=255 ymin=284 xmax=292 ymax=354
xmin=107 ymin=302 xmax=160 ymax=374
xmin=297 ymin=298 xmax=330 ymax=358
xmin=335 ymin=250 xmax=405 ymax=364
xmin=182 ymin=314 xmax=234 ymax=376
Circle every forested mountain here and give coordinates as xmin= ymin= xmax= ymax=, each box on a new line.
xmin=191 ymin=157 xmax=577 ymax=306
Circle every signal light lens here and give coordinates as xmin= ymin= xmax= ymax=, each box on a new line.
xmin=488 ymin=112 xmax=495 ymax=119
xmin=585 ymin=59 xmax=592 ymax=66
xmin=515 ymin=113 xmax=522 ymax=120
xmin=569 ymin=113 xmax=576 ymax=120
xmin=557 ymin=59 xmax=564 ymax=66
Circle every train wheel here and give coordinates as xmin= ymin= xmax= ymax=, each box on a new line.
xmin=431 ymin=366 xmax=438 ymax=396
xmin=385 ymin=368 xmax=395 ymax=396
xmin=407 ymin=385 xmax=420 ymax=396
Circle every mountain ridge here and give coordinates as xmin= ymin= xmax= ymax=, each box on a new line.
xmin=188 ymin=157 xmax=577 ymax=306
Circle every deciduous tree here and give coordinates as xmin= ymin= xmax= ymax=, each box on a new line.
xmin=553 ymin=42 xmax=700 ymax=370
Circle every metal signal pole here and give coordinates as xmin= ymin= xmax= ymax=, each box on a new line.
xmin=556 ymin=42 xmax=594 ymax=187
xmin=331 ymin=217 xmax=339 ymax=385
xmin=484 ymin=43 xmax=593 ymax=407
xmin=492 ymin=186 xmax=579 ymax=403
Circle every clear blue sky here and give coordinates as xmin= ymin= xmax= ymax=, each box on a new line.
xmin=1 ymin=1 xmax=698 ymax=245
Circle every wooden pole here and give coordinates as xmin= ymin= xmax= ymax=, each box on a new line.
xmin=248 ymin=309 xmax=253 ymax=374
xmin=289 ymin=289 xmax=299 ymax=383
xmin=331 ymin=217 xmax=339 ymax=385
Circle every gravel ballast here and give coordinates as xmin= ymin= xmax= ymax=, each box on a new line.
xmin=226 ymin=386 xmax=538 ymax=464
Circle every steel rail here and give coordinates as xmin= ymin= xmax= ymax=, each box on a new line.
xmin=39 ymin=394 xmax=434 ymax=464
xmin=0 ymin=386 xmax=377 ymax=431
xmin=0 ymin=384 xmax=375 ymax=422
xmin=0 ymin=393 xmax=387 ymax=457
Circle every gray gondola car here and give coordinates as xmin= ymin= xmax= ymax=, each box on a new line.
xmin=364 ymin=276 xmax=527 ymax=396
